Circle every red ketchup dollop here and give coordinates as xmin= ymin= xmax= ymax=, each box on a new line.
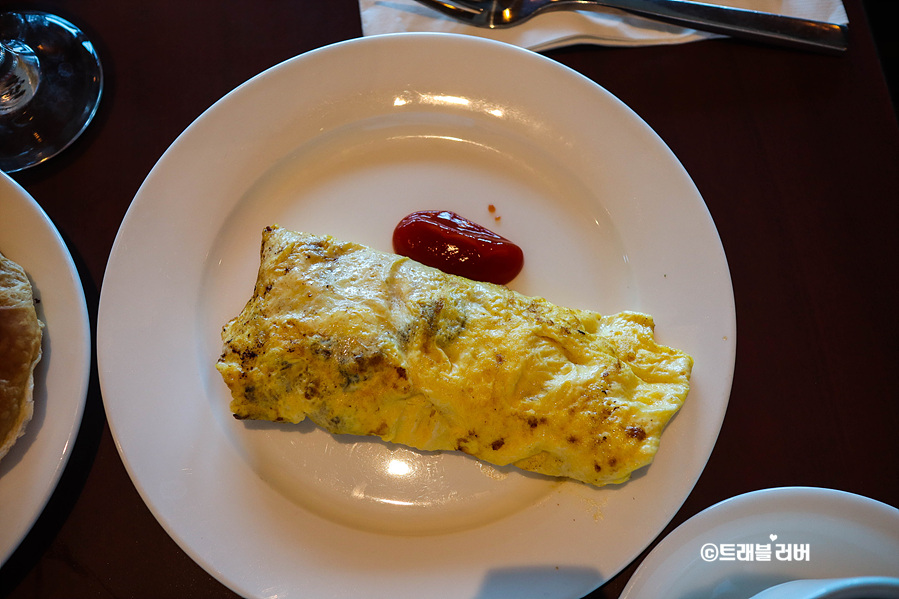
xmin=392 ymin=210 xmax=524 ymax=285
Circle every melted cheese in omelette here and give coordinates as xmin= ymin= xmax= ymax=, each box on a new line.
xmin=216 ymin=226 xmax=693 ymax=487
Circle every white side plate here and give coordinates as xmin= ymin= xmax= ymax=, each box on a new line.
xmin=622 ymin=487 xmax=899 ymax=599
xmin=0 ymin=172 xmax=91 ymax=566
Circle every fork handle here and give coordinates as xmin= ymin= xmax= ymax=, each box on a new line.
xmin=571 ymin=0 xmax=848 ymax=54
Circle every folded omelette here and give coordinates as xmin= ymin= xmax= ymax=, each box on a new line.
xmin=216 ymin=226 xmax=693 ymax=487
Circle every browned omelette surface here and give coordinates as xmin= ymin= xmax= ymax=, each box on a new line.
xmin=0 ymin=250 xmax=43 ymax=462
xmin=216 ymin=226 xmax=693 ymax=487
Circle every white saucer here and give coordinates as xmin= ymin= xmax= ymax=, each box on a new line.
xmin=621 ymin=487 xmax=899 ymax=599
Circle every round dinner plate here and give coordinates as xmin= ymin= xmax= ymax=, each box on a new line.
xmin=0 ymin=172 xmax=91 ymax=566
xmin=97 ymin=33 xmax=736 ymax=599
xmin=620 ymin=487 xmax=899 ymax=599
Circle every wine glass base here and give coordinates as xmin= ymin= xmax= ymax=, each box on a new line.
xmin=0 ymin=12 xmax=103 ymax=172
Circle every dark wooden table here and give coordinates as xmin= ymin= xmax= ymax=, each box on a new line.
xmin=2 ymin=1 xmax=896 ymax=597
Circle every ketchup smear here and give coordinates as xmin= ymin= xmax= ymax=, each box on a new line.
xmin=392 ymin=210 xmax=524 ymax=285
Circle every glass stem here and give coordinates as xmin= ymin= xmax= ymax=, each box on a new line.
xmin=0 ymin=40 xmax=40 ymax=115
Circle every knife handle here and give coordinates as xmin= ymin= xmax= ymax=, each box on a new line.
xmin=572 ymin=0 xmax=849 ymax=54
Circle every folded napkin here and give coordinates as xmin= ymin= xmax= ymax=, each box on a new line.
xmin=359 ymin=0 xmax=847 ymax=51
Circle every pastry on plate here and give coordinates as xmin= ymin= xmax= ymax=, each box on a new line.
xmin=0 ymin=251 xmax=43 ymax=462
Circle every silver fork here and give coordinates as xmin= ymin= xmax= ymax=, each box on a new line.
xmin=410 ymin=0 xmax=848 ymax=54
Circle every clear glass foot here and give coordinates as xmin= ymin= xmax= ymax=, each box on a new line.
xmin=0 ymin=11 xmax=103 ymax=172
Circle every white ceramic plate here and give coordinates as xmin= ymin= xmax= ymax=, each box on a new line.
xmin=97 ymin=33 xmax=735 ymax=599
xmin=0 ymin=172 xmax=91 ymax=566
xmin=621 ymin=487 xmax=899 ymax=599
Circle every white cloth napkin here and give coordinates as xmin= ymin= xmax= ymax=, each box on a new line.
xmin=359 ymin=0 xmax=847 ymax=51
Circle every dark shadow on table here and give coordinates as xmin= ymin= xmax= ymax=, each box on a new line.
xmin=863 ymin=1 xmax=898 ymax=116
xmin=474 ymin=565 xmax=604 ymax=599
